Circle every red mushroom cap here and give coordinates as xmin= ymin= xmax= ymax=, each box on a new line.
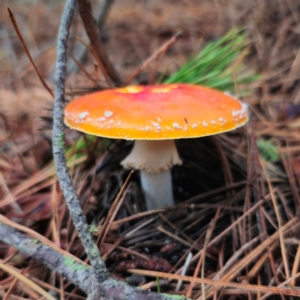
xmin=64 ymin=84 xmax=248 ymax=140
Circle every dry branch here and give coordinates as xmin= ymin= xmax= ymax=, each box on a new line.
xmin=77 ymin=0 xmax=122 ymax=86
xmin=0 ymin=222 xmax=93 ymax=293
xmin=67 ymin=0 xmax=115 ymax=75
xmin=52 ymin=0 xmax=107 ymax=287
xmin=0 ymin=222 xmax=188 ymax=299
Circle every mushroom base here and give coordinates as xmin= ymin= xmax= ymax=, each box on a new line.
xmin=140 ymin=169 xmax=174 ymax=210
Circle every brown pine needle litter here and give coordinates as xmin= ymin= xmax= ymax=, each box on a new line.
xmin=1 ymin=0 xmax=300 ymax=299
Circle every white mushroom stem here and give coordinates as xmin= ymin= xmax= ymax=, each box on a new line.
xmin=140 ymin=169 xmax=173 ymax=210
xmin=121 ymin=140 xmax=182 ymax=209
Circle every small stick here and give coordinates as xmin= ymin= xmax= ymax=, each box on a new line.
xmin=148 ymin=52 xmax=166 ymax=85
xmin=0 ymin=214 xmax=88 ymax=267
xmin=77 ymin=0 xmax=122 ymax=86
xmin=125 ymin=32 xmax=182 ymax=85
xmin=67 ymin=0 xmax=115 ymax=75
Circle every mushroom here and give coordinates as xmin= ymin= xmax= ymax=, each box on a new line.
xmin=64 ymin=84 xmax=248 ymax=210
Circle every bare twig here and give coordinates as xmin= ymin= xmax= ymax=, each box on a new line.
xmin=52 ymin=0 xmax=107 ymax=284
xmin=77 ymin=0 xmax=122 ymax=86
xmin=0 ymin=214 xmax=87 ymax=266
xmin=0 ymin=222 xmax=187 ymax=300
xmin=67 ymin=0 xmax=115 ymax=75
xmin=0 ymin=222 xmax=93 ymax=293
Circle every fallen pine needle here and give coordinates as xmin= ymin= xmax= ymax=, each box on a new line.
xmin=0 ymin=261 xmax=56 ymax=300
xmin=129 ymin=269 xmax=300 ymax=297
xmin=7 ymin=7 xmax=54 ymax=97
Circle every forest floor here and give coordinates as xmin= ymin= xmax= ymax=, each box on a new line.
xmin=1 ymin=0 xmax=300 ymax=299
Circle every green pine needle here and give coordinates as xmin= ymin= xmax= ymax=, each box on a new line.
xmin=164 ymin=28 xmax=259 ymax=95
xmin=156 ymin=276 xmax=161 ymax=293
xmin=257 ymin=139 xmax=280 ymax=162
